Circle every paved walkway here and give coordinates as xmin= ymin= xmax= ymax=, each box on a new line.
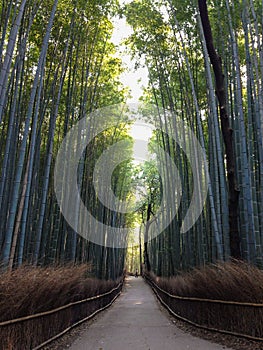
xmin=68 ymin=277 xmax=232 ymax=350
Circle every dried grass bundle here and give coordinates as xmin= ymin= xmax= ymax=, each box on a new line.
xmin=0 ymin=264 xmax=119 ymax=322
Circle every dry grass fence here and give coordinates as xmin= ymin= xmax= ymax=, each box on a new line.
xmin=145 ymin=261 xmax=263 ymax=340
xmin=0 ymin=265 xmax=124 ymax=350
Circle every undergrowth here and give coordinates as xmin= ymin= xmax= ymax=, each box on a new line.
xmin=151 ymin=260 xmax=263 ymax=302
xmin=0 ymin=264 xmax=121 ymax=323
xmin=146 ymin=261 xmax=263 ymax=340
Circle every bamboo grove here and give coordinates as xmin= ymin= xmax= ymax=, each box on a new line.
xmin=124 ymin=0 xmax=263 ymax=275
xmin=0 ymin=0 xmax=132 ymax=278
xmin=0 ymin=0 xmax=263 ymax=279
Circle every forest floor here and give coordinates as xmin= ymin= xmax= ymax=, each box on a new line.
xmin=47 ymin=276 xmax=241 ymax=350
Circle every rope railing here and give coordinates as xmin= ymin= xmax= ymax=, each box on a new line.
xmin=0 ymin=281 xmax=123 ymax=327
xmin=144 ymin=274 xmax=263 ymax=342
xmin=0 ymin=279 xmax=124 ymax=350
xmin=146 ymin=276 xmax=263 ymax=307
xmin=32 ymin=291 xmax=121 ymax=350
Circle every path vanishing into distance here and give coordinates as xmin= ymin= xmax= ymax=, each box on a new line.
xmin=68 ymin=277 xmax=232 ymax=350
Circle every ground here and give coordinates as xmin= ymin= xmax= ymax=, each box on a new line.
xmin=46 ymin=277 xmax=262 ymax=350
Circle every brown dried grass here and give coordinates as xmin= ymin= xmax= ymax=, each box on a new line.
xmin=0 ymin=264 xmax=120 ymax=323
xmin=151 ymin=260 xmax=263 ymax=303
xmin=146 ymin=261 xmax=263 ymax=339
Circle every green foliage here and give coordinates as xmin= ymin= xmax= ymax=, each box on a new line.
xmin=0 ymin=0 xmax=263 ymax=279
xmin=132 ymin=160 xmax=162 ymax=220
xmin=0 ymin=0 xmax=130 ymax=278
xmin=124 ymin=0 xmax=263 ymax=273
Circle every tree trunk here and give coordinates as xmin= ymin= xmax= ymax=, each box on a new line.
xmin=198 ymin=0 xmax=241 ymax=259
xmin=144 ymin=203 xmax=152 ymax=271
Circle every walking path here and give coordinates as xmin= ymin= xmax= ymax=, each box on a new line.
xmin=68 ymin=277 xmax=232 ymax=350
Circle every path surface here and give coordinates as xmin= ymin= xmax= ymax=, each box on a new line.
xmin=68 ymin=277 xmax=232 ymax=350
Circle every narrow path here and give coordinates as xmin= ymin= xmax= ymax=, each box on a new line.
xmin=68 ymin=277 xmax=232 ymax=350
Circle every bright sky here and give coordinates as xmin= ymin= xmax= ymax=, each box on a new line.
xmin=129 ymin=122 xmax=153 ymax=141
xmin=111 ymin=13 xmax=149 ymax=103
xmin=129 ymin=122 xmax=154 ymax=164
xmin=111 ymin=7 xmax=153 ymax=161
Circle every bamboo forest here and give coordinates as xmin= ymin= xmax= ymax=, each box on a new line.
xmin=0 ymin=0 xmax=263 ymax=277
xmin=0 ymin=0 xmax=263 ymax=278
xmin=0 ymin=0 xmax=263 ymax=348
